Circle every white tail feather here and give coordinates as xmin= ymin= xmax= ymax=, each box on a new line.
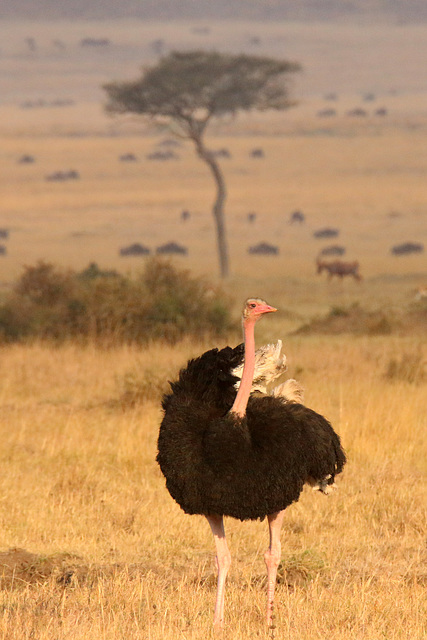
xmin=232 ymin=339 xmax=287 ymax=393
xmin=271 ymin=379 xmax=304 ymax=403
xmin=308 ymin=475 xmax=337 ymax=495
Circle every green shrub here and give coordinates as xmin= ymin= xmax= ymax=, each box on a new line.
xmin=0 ymin=258 xmax=235 ymax=344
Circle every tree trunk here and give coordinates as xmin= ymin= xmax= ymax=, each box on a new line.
xmin=192 ymin=135 xmax=229 ymax=279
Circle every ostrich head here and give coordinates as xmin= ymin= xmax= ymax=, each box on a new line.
xmin=243 ymin=298 xmax=277 ymax=322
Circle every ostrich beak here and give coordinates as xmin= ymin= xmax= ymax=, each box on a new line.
xmin=260 ymin=304 xmax=277 ymax=314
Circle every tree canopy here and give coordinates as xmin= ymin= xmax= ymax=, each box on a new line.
xmin=104 ymin=51 xmax=301 ymax=277
xmin=105 ymin=51 xmax=300 ymax=136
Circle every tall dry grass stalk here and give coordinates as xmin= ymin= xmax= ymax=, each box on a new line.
xmin=0 ymin=335 xmax=425 ymax=639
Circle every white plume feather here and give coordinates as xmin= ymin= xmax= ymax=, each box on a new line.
xmin=232 ymin=339 xmax=287 ymax=393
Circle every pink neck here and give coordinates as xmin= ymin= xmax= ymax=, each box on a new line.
xmin=230 ymin=318 xmax=256 ymax=417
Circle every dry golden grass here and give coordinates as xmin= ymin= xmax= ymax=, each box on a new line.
xmin=0 ymin=18 xmax=426 ymax=638
xmin=0 ymin=334 xmax=426 ymax=639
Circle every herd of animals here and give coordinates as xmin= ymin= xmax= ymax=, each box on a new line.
xmin=157 ymin=298 xmax=346 ymax=627
xmin=12 ymin=148 xmax=424 ymax=268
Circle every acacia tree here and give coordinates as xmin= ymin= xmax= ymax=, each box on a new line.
xmin=103 ymin=51 xmax=300 ymax=278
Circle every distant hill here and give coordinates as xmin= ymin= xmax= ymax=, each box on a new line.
xmin=2 ymin=0 xmax=427 ymax=22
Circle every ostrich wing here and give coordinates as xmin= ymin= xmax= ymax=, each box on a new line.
xmin=271 ymin=379 xmax=304 ymax=403
xmin=162 ymin=343 xmax=245 ymax=413
xmin=232 ymin=339 xmax=287 ymax=393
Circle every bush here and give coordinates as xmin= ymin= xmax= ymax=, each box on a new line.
xmin=14 ymin=261 xmax=76 ymax=306
xmin=293 ymin=303 xmax=395 ymax=336
xmin=0 ymin=259 xmax=235 ymax=344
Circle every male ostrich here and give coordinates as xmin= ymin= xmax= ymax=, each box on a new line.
xmin=157 ymin=298 xmax=346 ymax=627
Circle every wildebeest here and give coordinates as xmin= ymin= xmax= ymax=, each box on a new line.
xmin=18 ymin=154 xmax=35 ymax=164
xmin=119 ymin=153 xmax=137 ymax=162
xmin=211 ymin=148 xmax=231 ymax=159
xmin=316 ymin=258 xmax=362 ymax=281
xmin=346 ymin=108 xmax=367 ymax=117
xmin=247 ymin=212 xmax=257 ymax=224
xmin=119 ymin=243 xmax=151 ymax=257
xmin=320 ymin=245 xmax=346 ymax=256
xmin=156 ymin=242 xmax=188 ymax=255
xmin=289 ymin=210 xmax=305 ymax=224
xmin=313 ymin=227 xmax=339 ymax=239
xmin=248 ymin=242 xmax=279 ymax=255
xmin=45 ymin=170 xmax=80 ymax=181
xmin=391 ymin=242 xmax=424 ymax=256
xmin=80 ymin=38 xmax=110 ymax=47
xmin=147 ymin=150 xmax=179 ymax=161
xmin=317 ymin=108 xmax=336 ymax=118
xmin=158 ymin=138 xmax=181 ymax=148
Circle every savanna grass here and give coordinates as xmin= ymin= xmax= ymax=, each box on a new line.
xmin=0 ymin=334 xmax=425 ymax=639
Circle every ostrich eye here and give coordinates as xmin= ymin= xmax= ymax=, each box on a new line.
xmin=249 ymin=303 xmax=256 ymax=308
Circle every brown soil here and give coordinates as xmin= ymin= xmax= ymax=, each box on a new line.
xmin=0 ymin=547 xmax=153 ymax=590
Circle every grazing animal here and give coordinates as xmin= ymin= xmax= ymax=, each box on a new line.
xmin=248 ymin=242 xmax=279 ymax=255
xmin=414 ymin=286 xmax=427 ymax=301
xmin=313 ymin=227 xmax=339 ymax=239
xmin=156 ymin=241 xmax=188 ymax=255
xmin=316 ymin=258 xmax=362 ymax=281
xmin=247 ymin=211 xmax=257 ymax=224
xmin=119 ymin=153 xmax=137 ymax=162
xmin=391 ymin=242 xmax=424 ymax=256
xmin=119 ymin=243 xmax=151 ymax=256
xmin=289 ymin=210 xmax=305 ymax=224
xmin=157 ymin=298 xmax=346 ymax=627
xmin=317 ymin=108 xmax=337 ymax=117
xmin=320 ymin=245 xmax=346 ymax=257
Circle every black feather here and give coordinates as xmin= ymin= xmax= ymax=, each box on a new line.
xmin=157 ymin=344 xmax=346 ymax=521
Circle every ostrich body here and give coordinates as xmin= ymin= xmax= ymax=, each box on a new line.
xmin=157 ymin=298 xmax=346 ymax=626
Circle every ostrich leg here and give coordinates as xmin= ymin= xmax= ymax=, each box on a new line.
xmin=264 ymin=510 xmax=286 ymax=626
xmin=206 ymin=515 xmax=231 ymax=627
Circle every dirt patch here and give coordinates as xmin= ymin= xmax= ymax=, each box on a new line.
xmin=0 ymin=548 xmax=78 ymax=589
xmin=0 ymin=548 xmax=154 ymax=590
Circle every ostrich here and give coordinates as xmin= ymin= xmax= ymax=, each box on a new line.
xmin=157 ymin=298 xmax=346 ymax=627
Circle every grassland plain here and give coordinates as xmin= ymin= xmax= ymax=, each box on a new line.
xmin=0 ymin=17 xmax=426 ymax=639
xmin=0 ymin=334 xmax=426 ymax=639
xmin=1 ymin=127 xmax=427 ymax=298
xmin=1 ymin=19 xmax=427 ymax=293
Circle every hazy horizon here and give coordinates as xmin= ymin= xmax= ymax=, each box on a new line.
xmin=1 ymin=0 xmax=427 ymax=23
